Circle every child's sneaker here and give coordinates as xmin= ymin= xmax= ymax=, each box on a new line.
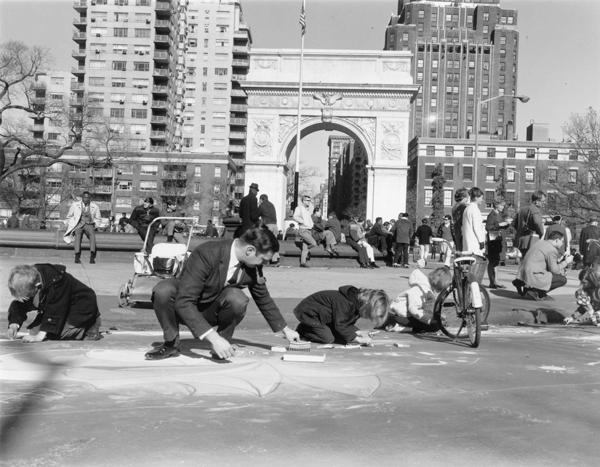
xmin=385 ymin=323 xmax=412 ymax=333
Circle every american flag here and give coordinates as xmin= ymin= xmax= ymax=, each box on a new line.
xmin=299 ymin=0 xmax=306 ymax=35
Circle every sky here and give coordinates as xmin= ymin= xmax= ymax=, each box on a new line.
xmin=1 ymin=0 xmax=599 ymax=189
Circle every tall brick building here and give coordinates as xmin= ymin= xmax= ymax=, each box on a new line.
xmin=384 ymin=0 xmax=520 ymax=141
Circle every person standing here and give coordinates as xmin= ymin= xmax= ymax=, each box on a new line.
xmin=293 ymin=194 xmax=318 ymax=268
xmin=390 ymin=212 xmax=413 ymax=268
xmin=65 ymin=191 xmax=101 ymax=264
xmin=414 ymin=218 xmax=433 ymax=266
xmin=462 ymin=187 xmax=486 ymax=257
xmin=436 ymin=215 xmax=455 ymax=266
xmin=578 ymin=218 xmax=600 ymax=267
xmin=486 ymin=200 xmax=511 ymax=288
xmin=237 ymin=182 xmax=260 ymax=238
xmin=514 ymin=230 xmax=573 ymax=301
xmin=451 ymin=188 xmax=470 ymax=252
xmin=258 ymin=193 xmax=281 ymax=266
xmin=130 ymin=197 xmax=160 ymax=253
xmin=514 ymin=190 xmax=546 ymax=259
xmin=145 ymin=227 xmax=300 ymax=360
xmin=6 ymin=211 xmax=20 ymax=228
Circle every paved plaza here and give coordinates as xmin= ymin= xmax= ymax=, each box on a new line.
xmin=1 ymin=255 xmax=599 ymax=466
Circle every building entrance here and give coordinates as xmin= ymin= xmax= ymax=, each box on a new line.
xmin=240 ymin=49 xmax=419 ymax=227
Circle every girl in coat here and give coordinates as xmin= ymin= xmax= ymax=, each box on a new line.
xmin=294 ymin=286 xmax=389 ymax=345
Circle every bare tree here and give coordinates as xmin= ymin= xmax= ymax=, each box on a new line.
xmin=541 ymin=107 xmax=600 ymax=223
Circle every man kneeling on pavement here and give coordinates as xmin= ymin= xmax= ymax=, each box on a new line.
xmin=512 ymin=230 xmax=573 ymax=301
xmin=7 ymin=264 xmax=102 ymax=342
xmin=145 ymin=226 xmax=300 ymax=360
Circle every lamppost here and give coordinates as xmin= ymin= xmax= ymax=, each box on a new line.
xmin=473 ymin=94 xmax=530 ymax=186
xmin=483 ymin=164 xmax=521 ymax=212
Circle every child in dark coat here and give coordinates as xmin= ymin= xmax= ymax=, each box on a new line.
xmin=293 ymin=286 xmax=389 ymax=345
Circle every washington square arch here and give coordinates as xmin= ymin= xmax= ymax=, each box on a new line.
xmin=240 ymin=49 xmax=420 ymax=226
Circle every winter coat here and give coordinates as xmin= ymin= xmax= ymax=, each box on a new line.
xmin=324 ymin=217 xmax=342 ymax=243
xmin=130 ymin=205 xmax=160 ymax=231
xmin=293 ymin=285 xmax=361 ymax=344
xmin=64 ymin=201 xmax=101 ymax=243
xmin=514 ymin=203 xmax=544 ymax=251
xmin=390 ymin=218 xmax=413 ymax=244
xmin=390 ymin=269 xmax=436 ymax=324
xmin=515 ymin=239 xmax=568 ymax=291
xmin=8 ymin=264 xmax=100 ymax=336
xmin=462 ymin=203 xmax=486 ymax=256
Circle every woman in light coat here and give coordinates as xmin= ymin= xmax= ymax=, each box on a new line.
xmin=462 ymin=187 xmax=486 ymax=257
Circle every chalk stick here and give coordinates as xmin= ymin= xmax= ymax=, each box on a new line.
xmin=271 ymin=346 xmax=287 ymax=352
xmin=394 ymin=343 xmax=410 ymax=348
xmin=282 ymin=354 xmax=326 ymax=363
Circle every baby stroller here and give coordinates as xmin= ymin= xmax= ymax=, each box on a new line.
xmin=117 ymin=217 xmax=196 ymax=307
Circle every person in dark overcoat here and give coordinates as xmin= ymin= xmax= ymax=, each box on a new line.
xmin=7 ymin=264 xmax=101 ymax=342
xmin=514 ymin=190 xmax=546 ymax=258
xmin=236 ymin=182 xmax=261 ymax=238
xmin=293 ymin=286 xmax=389 ymax=345
xmin=130 ymin=197 xmax=160 ymax=253
xmin=486 ymin=200 xmax=511 ymax=288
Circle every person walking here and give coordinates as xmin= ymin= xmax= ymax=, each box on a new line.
xmin=462 ymin=187 xmax=486 ymax=257
xmin=451 ymin=188 xmax=469 ymax=252
xmin=64 ymin=191 xmax=101 ymax=264
xmin=130 ymin=197 xmax=160 ymax=253
xmin=578 ymin=217 xmax=600 ymax=267
xmin=514 ymin=190 xmax=546 ymax=259
xmin=486 ymin=200 xmax=511 ymax=288
xmin=293 ymin=194 xmax=317 ymax=268
xmin=414 ymin=218 xmax=434 ymax=266
xmin=436 ymin=215 xmax=455 ymax=266
xmin=236 ymin=182 xmax=260 ymax=238
xmin=390 ymin=212 xmax=413 ymax=268
xmin=258 ymin=193 xmax=281 ymax=266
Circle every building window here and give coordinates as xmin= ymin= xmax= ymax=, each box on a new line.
xmin=114 ymin=28 xmax=128 ymax=37
xmin=91 ymin=27 xmax=108 ymax=36
xmin=211 ymin=139 xmax=225 ymax=146
xmin=117 ymin=181 xmax=133 ymax=191
xmin=183 ymin=138 xmax=193 ymax=148
xmin=464 ymin=147 xmax=473 ymax=158
xmin=549 ymin=149 xmax=558 ymax=160
xmin=194 ymin=166 xmax=202 ymax=177
xmin=112 ymin=61 xmax=127 ymax=71
xmin=132 ymin=94 xmax=147 ymax=103
xmin=431 ymin=98 xmax=437 ymax=107
xmin=140 ymin=181 xmax=157 ymax=191
xmin=568 ymin=169 xmax=578 ymax=183
xmin=116 ymin=197 xmax=131 ymax=207
xmin=140 ymin=164 xmax=158 ymax=175
xmin=525 ymin=168 xmax=535 ymax=182
xmin=505 ymin=191 xmax=515 ymax=207
xmin=424 ymin=188 xmax=433 ymax=206
xmin=213 ymin=185 xmax=220 ymax=195
xmin=110 ymin=93 xmax=125 ymax=102
xmin=90 ymin=60 xmax=106 ymax=69
xmin=485 ymin=190 xmax=495 ymax=208
xmin=569 ymin=150 xmax=578 ymax=161
xmin=213 ymin=98 xmax=226 ymax=105
xmin=445 ymin=146 xmax=454 ymax=157
xmin=463 ymin=166 xmax=473 ymax=181
xmin=444 ymin=166 xmax=453 ymax=180
xmin=486 ymin=166 xmax=495 ymax=182
xmin=215 ymin=68 xmax=228 ymax=76
xmin=135 ymin=29 xmax=151 ymax=38
xmin=426 ymin=146 xmax=435 ymax=156
xmin=132 ymin=78 xmax=149 ymax=88
xmin=131 ymin=109 xmax=147 ymax=119
xmin=548 ymin=168 xmax=557 ymax=182
xmin=526 ymin=149 xmax=536 ymax=159
xmin=506 ymin=168 xmax=516 ymax=182
xmin=184 ymin=124 xmax=194 ymax=133
xmin=215 ymin=39 xmax=229 ymax=47
xmin=110 ymin=108 xmax=125 ymax=118
xmin=487 ymin=147 xmax=496 ymax=158
xmin=425 ymin=164 xmax=435 ymax=179
xmin=214 ymin=167 xmax=222 ymax=177
xmin=134 ymin=62 xmax=149 ymax=71
xmin=443 ymin=190 xmax=452 ymax=207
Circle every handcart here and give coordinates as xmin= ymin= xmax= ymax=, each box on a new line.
xmin=117 ymin=217 xmax=196 ymax=307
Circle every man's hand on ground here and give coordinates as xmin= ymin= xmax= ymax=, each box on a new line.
xmin=282 ymin=327 xmax=300 ymax=343
xmin=22 ymin=331 xmax=47 ymax=343
xmin=352 ymin=335 xmax=372 ymax=346
xmin=205 ymin=332 xmax=235 ymax=359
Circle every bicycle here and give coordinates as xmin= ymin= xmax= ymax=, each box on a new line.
xmin=431 ymin=238 xmax=490 ymax=348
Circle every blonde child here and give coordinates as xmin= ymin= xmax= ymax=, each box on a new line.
xmin=564 ymin=268 xmax=600 ymax=326
xmin=387 ymin=267 xmax=453 ymax=333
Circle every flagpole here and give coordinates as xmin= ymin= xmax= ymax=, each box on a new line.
xmin=292 ymin=0 xmax=306 ymax=211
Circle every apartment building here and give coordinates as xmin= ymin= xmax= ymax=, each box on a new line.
xmin=384 ymin=0 xmax=521 ymax=141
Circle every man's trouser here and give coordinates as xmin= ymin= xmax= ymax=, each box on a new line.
xmin=138 ymin=224 xmax=158 ymax=253
xmin=74 ymin=223 xmax=96 ymax=254
xmin=393 ymin=242 xmax=410 ymax=266
xmin=531 ymin=273 xmax=568 ymax=296
xmin=162 ymin=221 xmax=185 ymax=243
xmin=151 ymin=278 xmax=248 ymax=348
xmin=298 ymin=228 xmax=317 ymax=263
xmin=266 ymin=223 xmax=281 ymax=262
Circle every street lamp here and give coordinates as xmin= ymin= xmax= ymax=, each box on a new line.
xmin=483 ymin=164 xmax=521 ymax=212
xmin=473 ymin=94 xmax=530 ymax=185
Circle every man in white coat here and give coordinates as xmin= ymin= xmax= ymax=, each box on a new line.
xmin=64 ymin=191 xmax=101 ymax=264
xmin=462 ymin=187 xmax=486 ymax=257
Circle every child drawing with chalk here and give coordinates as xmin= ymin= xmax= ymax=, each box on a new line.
xmin=564 ymin=268 xmax=600 ymax=326
xmin=387 ymin=266 xmax=453 ymax=334
xmin=293 ymin=286 xmax=389 ymax=345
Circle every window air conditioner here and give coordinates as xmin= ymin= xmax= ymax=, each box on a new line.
xmin=143 ymin=101 xmax=147 ymax=105
xmin=120 ymin=100 xmax=124 ymax=104
xmin=95 ymin=50 xmax=100 ymax=54
xmin=122 ymin=50 xmax=127 ymax=54
xmin=136 ymin=131 xmax=140 ymax=134
xmin=91 ymin=18 xmax=96 ymax=22
xmin=146 ymin=19 xmax=151 ymax=24
xmin=96 ymin=33 xmax=102 ymax=37
xmin=124 ymin=19 xmax=128 ymax=22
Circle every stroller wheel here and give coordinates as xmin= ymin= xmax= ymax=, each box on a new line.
xmin=118 ymin=283 xmax=129 ymax=308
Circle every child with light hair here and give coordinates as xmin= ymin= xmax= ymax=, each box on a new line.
xmin=6 ymin=264 xmax=102 ymax=342
xmin=564 ymin=268 xmax=600 ymax=326
xmin=387 ymin=266 xmax=453 ymax=333
xmin=294 ymin=286 xmax=390 ymax=345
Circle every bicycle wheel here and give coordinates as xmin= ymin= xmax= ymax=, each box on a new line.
xmin=435 ymin=286 xmax=468 ymax=340
xmin=464 ymin=284 xmax=482 ymax=348
xmin=479 ymin=285 xmax=491 ymax=324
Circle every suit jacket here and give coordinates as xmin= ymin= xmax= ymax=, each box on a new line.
xmin=514 ymin=203 xmax=544 ymax=250
xmin=516 ymin=239 xmax=568 ymax=291
xmin=8 ymin=264 xmax=99 ymax=336
xmin=579 ymin=224 xmax=600 ymax=263
xmin=390 ymin=218 xmax=413 ymax=244
xmin=174 ymin=239 xmax=287 ymax=337
xmin=64 ymin=201 xmax=101 ymax=241
xmin=239 ymin=192 xmax=260 ymax=234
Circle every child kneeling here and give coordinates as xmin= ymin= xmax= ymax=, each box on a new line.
xmin=564 ymin=268 xmax=600 ymax=326
xmin=294 ymin=286 xmax=389 ymax=345
xmin=387 ymin=267 xmax=453 ymax=333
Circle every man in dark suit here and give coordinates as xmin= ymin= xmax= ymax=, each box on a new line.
xmin=236 ymin=182 xmax=260 ymax=238
xmin=579 ymin=218 xmax=600 ymax=267
xmin=514 ymin=190 xmax=546 ymax=259
xmin=145 ymin=227 xmax=300 ymax=360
